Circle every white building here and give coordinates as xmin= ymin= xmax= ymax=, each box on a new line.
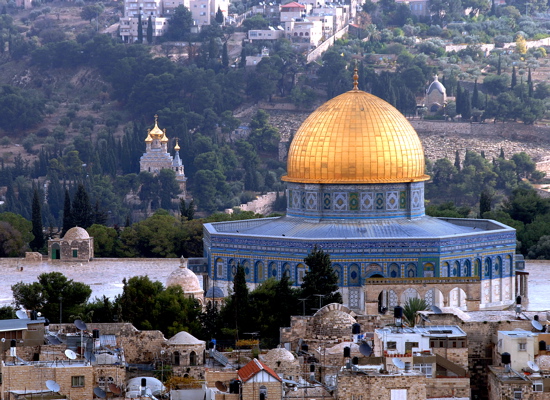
xmin=284 ymin=18 xmax=323 ymax=49
xmin=248 ymin=27 xmax=285 ymax=41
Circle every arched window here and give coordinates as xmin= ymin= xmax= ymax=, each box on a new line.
xmin=215 ymin=258 xmax=223 ymax=278
xmin=255 ymin=261 xmax=264 ymax=282
xmin=228 ymin=259 xmax=236 ymax=279
xmin=462 ymin=260 xmax=470 ymax=277
xmin=282 ymin=263 xmax=291 ymax=278
xmin=260 ymin=385 xmax=267 ymax=400
xmin=495 ymin=256 xmax=502 ymax=277
xmin=349 ymin=264 xmax=360 ymax=286
xmin=173 ymin=351 xmax=180 ymax=366
xmin=190 ymin=351 xmax=197 ymax=366
xmin=406 ymin=263 xmax=416 ymax=278
xmin=452 ymin=261 xmax=460 ymax=277
xmin=242 ymin=260 xmax=251 ymax=280
xmin=389 ymin=263 xmax=400 ymax=278
xmin=474 ymin=258 xmax=481 ymax=276
xmin=269 ymin=262 xmax=278 ymax=278
xmin=423 ymin=263 xmax=434 ymax=278
xmin=332 ymin=264 xmax=342 ymax=285
xmin=484 ymin=257 xmax=492 ymax=278
xmin=441 ymin=262 xmax=449 ymax=277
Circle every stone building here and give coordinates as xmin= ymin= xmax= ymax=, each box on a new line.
xmin=425 ymin=75 xmax=447 ymax=114
xmin=166 ymin=331 xmax=206 ymax=372
xmin=140 ymin=115 xmax=187 ymax=198
xmin=203 ymin=71 xmax=518 ymax=314
xmin=204 ymin=286 xmax=225 ymax=309
xmin=261 ymin=347 xmax=301 ymax=381
xmin=166 ymin=257 xmax=204 ymax=306
xmin=48 ymin=226 xmax=94 ymax=262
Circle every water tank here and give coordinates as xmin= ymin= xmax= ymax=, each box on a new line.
xmin=310 ymin=363 xmax=315 ymax=372
xmin=352 ymin=323 xmax=361 ymax=334
xmin=229 ymin=380 xmax=240 ymax=394
xmin=93 ymin=329 xmax=100 ymax=339
xmin=352 ymin=357 xmax=359 ymax=365
xmin=394 ymin=306 xmax=403 ymax=319
xmin=302 ymin=343 xmax=309 ymax=352
xmin=501 ymin=352 xmax=511 ymax=365
xmin=540 ymin=341 xmax=547 ymax=351
xmin=516 ymin=296 xmax=522 ymax=305
xmin=343 ymin=346 xmax=351 ymax=358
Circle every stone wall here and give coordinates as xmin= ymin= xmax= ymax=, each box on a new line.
xmin=241 ymin=381 xmax=282 ymax=400
xmin=426 ymin=377 xmax=470 ymax=398
xmin=1 ymin=364 xmax=94 ymax=399
xmin=337 ymin=371 xmax=427 ymax=400
xmin=306 ymin=25 xmax=349 ymax=63
xmin=432 ymin=347 xmax=469 ymax=371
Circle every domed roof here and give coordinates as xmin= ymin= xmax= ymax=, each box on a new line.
xmin=63 ymin=227 xmax=90 ymax=240
xmin=427 ymin=75 xmax=446 ymax=95
xmin=282 ymin=86 xmax=428 ymax=184
xmin=264 ymin=347 xmax=296 ymax=363
xmin=148 ymin=115 xmax=165 ymax=140
xmin=205 ymin=286 xmax=225 ymax=298
xmin=168 ymin=331 xmax=205 ymax=345
xmin=166 ymin=258 xmax=202 ymax=294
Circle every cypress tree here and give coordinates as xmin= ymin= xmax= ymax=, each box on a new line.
xmin=462 ymin=89 xmax=472 ymax=120
xmin=72 ymin=184 xmax=93 ymax=229
xmin=472 ymin=79 xmax=480 ymax=109
xmin=222 ymin=41 xmax=229 ymax=68
xmin=239 ymin=46 xmax=246 ymax=68
xmin=511 ymin=66 xmax=517 ymax=89
xmin=215 ymin=6 xmax=224 ymax=24
xmin=528 ymin=68 xmax=533 ymax=98
xmin=61 ymin=189 xmax=73 ymax=237
xmin=137 ymin=13 xmax=143 ymax=43
xmin=497 ymin=53 xmax=501 ymax=75
xmin=456 ymin=82 xmax=463 ymax=115
xmin=30 ymin=188 xmax=45 ymax=252
xmin=146 ymin=15 xmax=153 ymax=44
xmin=479 ymin=189 xmax=492 ymax=217
xmin=454 ymin=150 xmax=461 ymax=171
xmin=499 ymin=148 xmax=505 ymax=159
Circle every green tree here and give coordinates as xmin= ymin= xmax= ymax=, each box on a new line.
xmin=403 ymin=297 xmax=429 ymax=327
xmin=88 ymin=224 xmax=119 ymax=257
xmin=12 ymin=272 xmax=92 ymax=322
xmin=221 ymin=265 xmax=251 ymax=339
xmin=147 ymin=16 xmax=153 ymax=44
xmin=479 ymin=189 xmax=493 ymax=217
xmin=137 ymin=13 xmax=143 ymax=43
xmin=222 ymin=41 xmax=229 ymax=68
xmin=30 ymin=189 xmax=45 ymax=252
xmin=0 ymin=221 xmax=27 ymax=257
xmin=300 ymin=246 xmax=342 ymax=314
xmin=72 ymin=184 xmax=93 ymax=229
xmin=215 ymin=6 xmax=224 ymax=24
xmin=61 ymin=188 xmax=73 ymax=237
xmin=165 ymin=5 xmax=193 ymax=41
xmin=80 ymin=3 xmax=103 ymax=22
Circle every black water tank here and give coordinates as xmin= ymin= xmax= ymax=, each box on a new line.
xmin=209 ymin=341 xmax=215 ymax=349
xmin=302 ymin=343 xmax=309 ymax=352
xmin=229 ymin=380 xmax=240 ymax=394
xmin=343 ymin=346 xmax=351 ymax=358
xmin=44 ymin=318 xmax=50 ymax=327
xmin=141 ymin=378 xmax=147 ymax=387
xmin=394 ymin=306 xmax=403 ymax=319
xmin=352 ymin=323 xmax=361 ymax=334
xmin=502 ymin=352 xmax=511 ymax=365
xmin=310 ymin=363 xmax=315 ymax=372
xmin=10 ymin=339 xmax=16 ymax=348
xmin=540 ymin=341 xmax=547 ymax=351
xmin=535 ymin=315 xmax=540 ymax=321
xmin=352 ymin=357 xmax=359 ymax=365
xmin=93 ymin=329 xmax=100 ymax=339
xmin=516 ymin=296 xmax=522 ymax=305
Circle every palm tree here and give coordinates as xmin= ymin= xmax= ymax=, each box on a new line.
xmin=403 ymin=298 xmax=429 ymax=327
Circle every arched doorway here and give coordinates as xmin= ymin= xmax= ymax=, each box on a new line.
xmin=190 ymin=351 xmax=197 ymax=366
xmin=173 ymin=351 xmax=180 ymax=366
xmin=425 ymin=288 xmax=444 ymax=308
xmin=378 ymin=289 xmax=398 ymax=313
xmin=449 ymin=287 xmax=467 ymax=310
xmin=51 ymin=243 xmax=60 ymax=260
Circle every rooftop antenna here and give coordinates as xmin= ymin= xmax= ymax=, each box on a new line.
xmin=74 ymin=319 xmax=87 ymax=357
xmin=46 ymin=380 xmax=61 ymax=393
xmin=65 ymin=349 xmax=77 ymax=361
xmin=528 ymin=360 xmax=540 ymax=373
xmin=359 ymin=341 xmax=372 ymax=357
xmin=16 ymin=310 xmax=27 ymax=319
xmin=392 ymin=357 xmax=405 ymax=373
xmin=532 ymin=319 xmax=544 ymax=332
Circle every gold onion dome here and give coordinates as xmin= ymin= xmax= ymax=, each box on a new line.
xmin=161 ymin=128 xmax=169 ymax=142
xmin=283 ymin=88 xmax=429 ymax=184
xmin=174 ymin=139 xmax=180 ymax=151
xmin=149 ymin=115 xmax=164 ymax=139
xmin=145 ymin=129 xmax=153 ymax=142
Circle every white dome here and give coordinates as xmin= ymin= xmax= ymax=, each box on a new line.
xmin=166 ymin=258 xmax=202 ymax=294
xmin=427 ymin=75 xmax=446 ymax=95
xmin=63 ymin=227 xmax=90 ymax=240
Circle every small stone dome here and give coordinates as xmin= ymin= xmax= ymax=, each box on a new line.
xmin=427 ymin=75 xmax=446 ymax=95
xmin=264 ymin=347 xmax=296 ymax=364
xmin=166 ymin=258 xmax=202 ymax=295
xmin=63 ymin=227 xmax=90 ymax=240
xmin=205 ymin=286 xmax=225 ymax=298
xmin=312 ymin=304 xmax=357 ymax=340
xmin=168 ymin=331 xmax=205 ymax=345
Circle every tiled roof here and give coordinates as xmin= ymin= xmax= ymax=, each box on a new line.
xmin=238 ymin=359 xmax=282 ymax=382
xmin=281 ymin=2 xmax=305 ymax=8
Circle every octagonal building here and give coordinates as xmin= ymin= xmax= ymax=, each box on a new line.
xmin=203 ymin=77 xmax=519 ymax=313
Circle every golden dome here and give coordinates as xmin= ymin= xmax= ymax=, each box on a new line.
xmin=160 ymin=128 xmax=169 ymax=142
xmin=174 ymin=139 xmax=180 ymax=151
xmin=149 ymin=115 xmax=164 ymax=139
xmin=145 ymin=129 xmax=153 ymax=142
xmin=282 ymin=89 xmax=429 ymax=184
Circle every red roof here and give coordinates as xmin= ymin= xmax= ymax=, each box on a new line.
xmin=238 ymin=359 xmax=282 ymax=383
xmin=281 ymin=1 xmax=305 ymax=8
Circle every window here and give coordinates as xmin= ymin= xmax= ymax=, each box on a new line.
xmin=518 ymin=342 xmax=527 ymax=351
xmin=72 ymin=376 xmax=85 ymax=387
xmin=391 ymin=389 xmax=407 ymax=400
xmin=387 ymin=341 xmax=397 ymax=350
xmin=513 ymin=389 xmax=522 ymax=399
xmin=533 ymin=381 xmax=543 ymax=392
xmin=413 ymin=363 xmax=432 ymax=377
xmin=72 ymin=249 xmax=78 ymax=257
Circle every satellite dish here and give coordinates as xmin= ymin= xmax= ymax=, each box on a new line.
xmin=528 ymin=361 xmax=540 ymax=372
xmin=431 ymin=305 xmax=443 ymax=314
xmin=65 ymin=349 xmax=77 ymax=360
xmin=74 ymin=319 xmax=87 ymax=331
xmin=108 ymin=383 xmax=122 ymax=395
xmin=532 ymin=320 xmax=544 ymax=331
xmin=46 ymin=380 xmax=60 ymax=392
xmin=94 ymin=387 xmax=107 ymax=398
xmin=215 ymin=381 xmax=228 ymax=392
xmin=46 ymin=335 xmax=62 ymax=345
xmin=392 ymin=358 xmax=405 ymax=369
xmin=420 ymin=314 xmax=431 ymax=323
xmin=84 ymin=351 xmax=96 ymax=363
xmin=16 ymin=310 xmax=27 ymax=319
xmin=359 ymin=342 xmax=373 ymax=357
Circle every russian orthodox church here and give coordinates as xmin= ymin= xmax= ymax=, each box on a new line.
xmin=425 ymin=75 xmax=447 ymax=114
xmin=140 ymin=115 xmax=187 ymax=197
xmin=202 ymin=70 xmax=519 ymax=314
